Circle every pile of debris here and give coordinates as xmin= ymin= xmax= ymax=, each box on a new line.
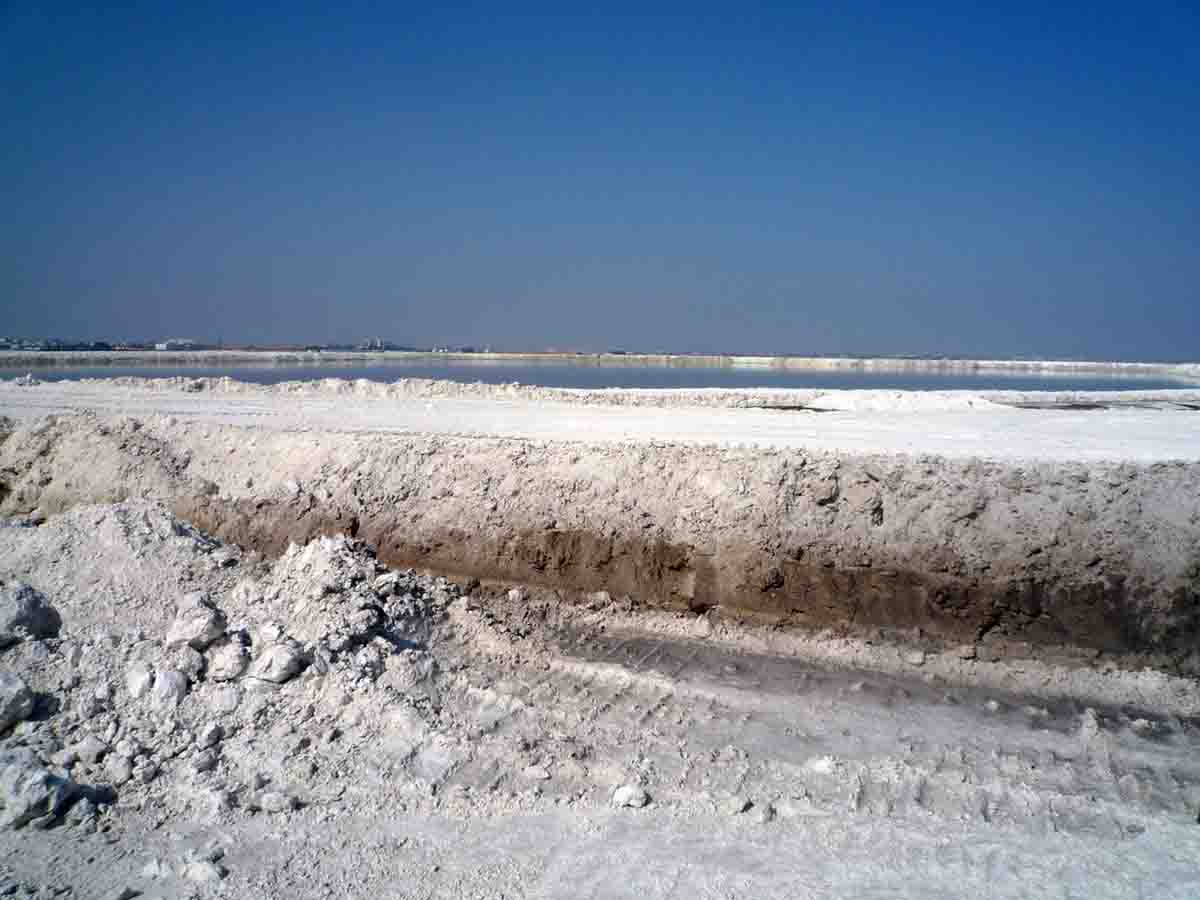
xmin=0 ymin=511 xmax=466 ymax=851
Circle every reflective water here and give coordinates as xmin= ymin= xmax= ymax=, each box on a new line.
xmin=0 ymin=359 xmax=1194 ymax=392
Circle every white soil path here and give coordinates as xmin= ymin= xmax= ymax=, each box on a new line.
xmin=4 ymin=381 xmax=1200 ymax=462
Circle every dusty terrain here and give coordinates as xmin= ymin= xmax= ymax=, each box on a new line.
xmin=0 ymin=502 xmax=1199 ymax=899
xmin=2 ymin=378 xmax=1199 ymax=670
xmin=4 ymin=376 xmax=1200 ymax=459
xmin=0 ymin=377 xmax=1198 ymax=897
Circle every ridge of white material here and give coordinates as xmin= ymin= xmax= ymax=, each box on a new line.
xmin=3 ymin=379 xmax=1200 ymax=462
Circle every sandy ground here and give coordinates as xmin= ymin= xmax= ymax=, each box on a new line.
xmin=3 ymin=380 xmax=1199 ymax=668
xmin=1 ymin=503 xmax=1199 ymax=899
xmin=3 ymin=378 xmax=1200 ymax=461
xmin=1 ymin=379 xmax=1198 ymax=897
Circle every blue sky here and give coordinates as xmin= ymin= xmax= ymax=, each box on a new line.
xmin=3 ymin=2 xmax=1198 ymax=358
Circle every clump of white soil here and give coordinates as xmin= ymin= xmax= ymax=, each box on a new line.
xmin=0 ymin=504 xmax=476 ymax=824
xmin=1 ymin=503 xmax=1199 ymax=900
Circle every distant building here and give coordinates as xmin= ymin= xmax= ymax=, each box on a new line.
xmin=154 ymin=338 xmax=198 ymax=351
xmin=1 ymin=337 xmax=113 ymax=351
xmin=357 ymin=338 xmax=417 ymax=352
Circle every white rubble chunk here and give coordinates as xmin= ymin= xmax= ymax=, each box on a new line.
xmin=903 ymin=649 xmax=927 ymax=667
xmin=752 ymin=802 xmax=776 ymax=824
xmin=257 ymin=791 xmax=297 ymax=813
xmin=724 ymin=795 xmax=752 ymax=815
xmin=202 ymin=788 xmax=235 ymax=815
xmin=176 ymin=646 xmax=206 ymax=680
xmin=165 ymin=592 xmax=227 ymax=651
xmin=0 ymin=673 xmax=35 ymax=733
xmin=351 ymin=641 xmax=387 ymax=681
xmin=72 ymin=735 xmax=108 ymax=764
xmin=150 ymin=669 xmax=189 ymax=708
xmin=373 ymin=572 xmax=402 ymax=597
xmin=230 ymin=578 xmax=264 ymax=606
xmin=197 ymin=722 xmax=223 ymax=748
xmin=249 ymin=641 xmax=307 ymax=684
xmin=104 ymin=754 xmax=133 ymax=786
xmin=114 ymin=738 xmax=141 ymax=759
xmin=208 ymin=685 xmax=240 ymax=714
xmin=0 ymin=582 xmax=61 ymax=648
xmin=206 ymin=638 xmax=250 ymax=681
xmin=0 ymin=748 xmax=78 ymax=829
xmin=50 ymin=748 xmax=78 ymax=769
xmin=612 ymin=784 xmax=650 ymax=808
xmin=132 ymin=759 xmax=158 ymax=784
xmin=141 ymin=858 xmax=171 ymax=880
xmin=125 ymin=663 xmax=154 ymax=699
xmin=191 ymin=749 xmax=218 ymax=773
xmin=181 ymin=859 xmax=227 ymax=882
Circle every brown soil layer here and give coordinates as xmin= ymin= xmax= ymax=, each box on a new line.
xmin=2 ymin=413 xmax=1198 ymax=672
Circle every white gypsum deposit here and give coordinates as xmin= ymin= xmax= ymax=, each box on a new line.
xmin=0 ymin=378 xmax=1198 ymax=898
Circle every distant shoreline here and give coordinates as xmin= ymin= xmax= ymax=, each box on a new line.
xmin=1 ymin=349 xmax=1198 ymax=380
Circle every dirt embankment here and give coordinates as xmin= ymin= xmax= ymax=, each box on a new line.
xmin=2 ymin=412 xmax=1199 ymax=672
xmin=5 ymin=502 xmax=1199 ymax=899
xmin=44 ymin=373 xmax=1200 ymax=408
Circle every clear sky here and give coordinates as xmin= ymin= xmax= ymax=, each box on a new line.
xmin=3 ymin=2 xmax=1198 ymax=359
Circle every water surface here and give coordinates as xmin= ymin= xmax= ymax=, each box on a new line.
xmin=0 ymin=360 xmax=1194 ymax=392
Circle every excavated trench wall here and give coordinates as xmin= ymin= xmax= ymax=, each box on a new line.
xmin=2 ymin=413 xmax=1199 ymax=671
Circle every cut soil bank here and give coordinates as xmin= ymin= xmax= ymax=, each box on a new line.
xmin=3 ymin=411 xmax=1198 ymax=674
xmin=4 ymin=502 xmax=1200 ymax=898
